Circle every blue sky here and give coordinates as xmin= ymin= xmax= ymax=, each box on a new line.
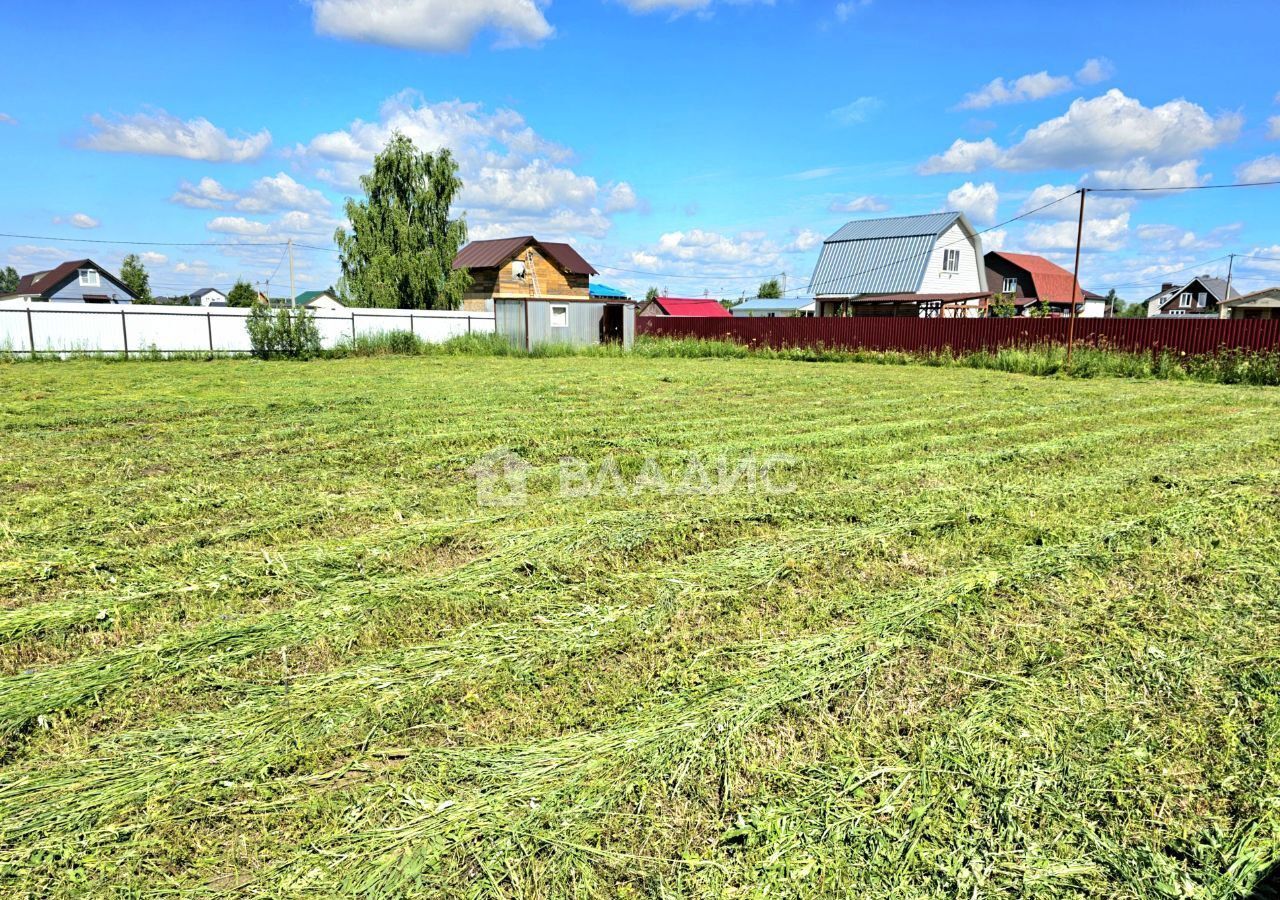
xmin=3 ymin=0 xmax=1279 ymax=301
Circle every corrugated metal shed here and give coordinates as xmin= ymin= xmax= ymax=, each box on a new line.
xmin=810 ymin=213 xmax=964 ymax=298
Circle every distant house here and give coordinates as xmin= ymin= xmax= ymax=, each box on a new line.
xmin=1145 ymin=275 xmax=1240 ymax=318
xmin=0 ymin=259 xmax=137 ymax=304
xmin=983 ymin=251 xmax=1102 ymax=318
xmin=453 ymin=236 xmax=633 ymax=348
xmin=637 ymin=297 xmax=733 ymax=317
xmin=294 ymin=290 xmax=345 ymax=310
xmin=189 ymin=288 xmax=227 ymax=307
xmin=1219 ymin=286 xmax=1280 ymax=320
xmin=810 ymin=212 xmax=989 ymax=317
xmin=732 ymin=297 xmax=816 ymax=317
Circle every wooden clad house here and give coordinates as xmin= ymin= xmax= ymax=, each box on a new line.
xmin=1144 ymin=275 xmax=1240 ymax=318
xmin=452 ymin=236 xmax=634 ymax=349
xmin=0 ymin=259 xmax=138 ymax=304
xmin=983 ymin=251 xmax=1100 ymax=317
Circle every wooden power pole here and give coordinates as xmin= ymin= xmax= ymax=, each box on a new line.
xmin=1066 ymin=188 xmax=1087 ymax=372
xmin=288 ymin=239 xmax=296 ymax=309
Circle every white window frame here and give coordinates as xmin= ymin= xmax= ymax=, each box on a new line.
xmin=1179 ymin=292 xmax=1192 ymax=308
xmin=549 ymin=304 xmax=569 ymax=328
xmin=78 ymin=268 xmax=100 ymax=287
xmin=942 ymin=249 xmax=961 ymax=273
xmin=1002 ymin=277 xmax=1018 ymax=294
xmin=1197 ymin=292 xmax=1208 ymax=308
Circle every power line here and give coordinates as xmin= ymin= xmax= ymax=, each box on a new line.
xmin=0 ymin=231 xmax=295 ymax=249
xmin=1089 ymin=179 xmax=1280 ymax=194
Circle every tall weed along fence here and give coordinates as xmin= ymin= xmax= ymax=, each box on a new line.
xmin=638 ymin=316 xmax=1280 ymax=358
xmin=0 ymin=303 xmax=496 ymax=356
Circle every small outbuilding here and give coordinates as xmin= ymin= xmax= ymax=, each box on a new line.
xmin=294 ymin=290 xmax=346 ymax=310
xmin=453 ymin=236 xmax=634 ymax=349
xmin=1219 ymin=287 xmax=1280 ymax=320
xmin=732 ymin=296 xmax=816 ymax=317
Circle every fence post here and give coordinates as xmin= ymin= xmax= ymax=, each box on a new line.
xmin=409 ymin=313 xmax=415 ymax=336
xmin=121 ymin=309 xmax=129 ymax=359
xmin=26 ymin=306 xmax=35 ymax=359
xmin=351 ymin=312 xmax=357 ymax=342
xmin=467 ymin=315 xmax=472 ymax=335
xmin=207 ymin=311 xmax=214 ymax=353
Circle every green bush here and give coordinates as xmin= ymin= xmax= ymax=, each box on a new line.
xmin=248 ymin=306 xmax=321 ymax=360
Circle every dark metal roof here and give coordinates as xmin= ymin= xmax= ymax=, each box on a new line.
xmin=1 ymin=259 xmax=136 ymax=301
xmin=452 ymin=237 xmax=597 ymax=276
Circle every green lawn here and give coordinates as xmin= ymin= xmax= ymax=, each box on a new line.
xmin=1 ymin=355 xmax=1279 ymax=898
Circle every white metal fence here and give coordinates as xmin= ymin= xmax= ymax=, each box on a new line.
xmin=0 ymin=303 xmax=496 ymax=356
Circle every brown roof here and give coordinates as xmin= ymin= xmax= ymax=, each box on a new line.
xmin=452 ymin=237 xmax=597 ymax=276
xmin=987 ymin=251 xmax=1083 ymax=303
xmin=0 ymin=258 xmax=136 ymax=300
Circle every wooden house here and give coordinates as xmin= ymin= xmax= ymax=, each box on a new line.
xmin=1144 ymin=275 xmax=1240 ymax=318
xmin=983 ymin=251 xmax=1101 ymax=317
xmin=0 ymin=259 xmax=138 ymax=304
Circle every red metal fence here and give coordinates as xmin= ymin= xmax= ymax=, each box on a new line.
xmin=637 ymin=316 xmax=1280 ymax=356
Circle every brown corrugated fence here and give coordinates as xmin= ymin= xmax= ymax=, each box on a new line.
xmin=637 ymin=316 xmax=1280 ymax=356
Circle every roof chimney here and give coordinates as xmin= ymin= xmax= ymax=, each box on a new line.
xmin=1161 ymin=282 xmax=1177 ymax=292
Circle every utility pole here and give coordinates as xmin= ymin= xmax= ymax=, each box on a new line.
xmin=781 ymin=271 xmax=787 ymax=296
xmin=1066 ymin=188 xmax=1087 ymax=372
xmin=1222 ymin=253 xmax=1235 ymax=318
xmin=288 ymin=239 xmax=296 ymax=309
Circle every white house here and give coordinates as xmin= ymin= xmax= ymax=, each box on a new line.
xmin=0 ymin=259 xmax=137 ymax=304
xmin=809 ymin=213 xmax=989 ymax=317
xmin=189 ymin=288 xmax=228 ymax=307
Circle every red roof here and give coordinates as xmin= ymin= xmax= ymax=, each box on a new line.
xmin=989 ymin=252 xmax=1082 ymax=303
xmin=452 ymin=237 xmax=597 ymax=276
xmin=654 ymin=297 xmax=732 ymax=317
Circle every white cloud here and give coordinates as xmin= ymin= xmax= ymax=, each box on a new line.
xmin=919 ymin=138 xmax=1000 ymax=174
xmin=946 ymin=181 xmax=998 ymax=224
xmin=171 ymin=173 xmax=331 ymax=215
xmin=785 ymin=229 xmax=824 ymax=253
xmin=828 ymin=195 xmax=889 ymax=213
xmin=82 ymin=110 xmax=271 ymax=163
xmin=1020 ymin=183 xmax=1131 ymax=220
xmin=982 ymin=228 xmax=1008 ymax=252
xmin=786 ymin=167 xmax=842 ymax=181
xmin=923 ymin=91 xmax=1241 ymax=175
xmin=604 ymin=182 xmax=639 ymax=213
xmin=0 ymin=113 xmax=15 ymax=126
xmin=1024 ymin=212 xmax=1130 ymax=252
xmin=1076 ymin=58 xmax=1115 ymax=85
xmin=1135 ymin=223 xmax=1241 ymax=253
xmin=293 ymin=91 xmax=626 ymax=241
xmin=1270 ymin=116 xmax=1280 ymax=140
xmin=626 ymin=229 xmax=784 ymax=282
xmin=958 ymin=71 xmax=1074 ymax=110
xmin=1002 ymin=90 xmax=1241 ymax=171
xmin=1087 ymin=159 xmax=1207 ymax=191
xmin=139 ymin=252 xmax=168 ymax=265
xmin=834 ymin=0 xmax=872 ymax=21
xmin=53 ymin=213 xmax=100 ymax=229
xmin=829 ymin=96 xmax=883 ymax=126
xmin=1236 ymin=155 xmax=1280 ymax=183
xmin=207 ymin=217 xmax=271 ymax=237
xmin=309 ymin=0 xmax=552 ymax=52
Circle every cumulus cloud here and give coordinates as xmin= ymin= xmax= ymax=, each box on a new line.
xmin=923 ymin=90 xmax=1240 ymax=176
xmin=958 ymin=71 xmax=1074 ymax=110
xmin=292 ymin=91 xmax=631 ymax=240
xmin=1135 ymin=223 xmax=1242 ymax=253
xmin=919 ymin=138 xmax=1001 ymax=174
xmin=982 ymin=228 xmax=1008 ymax=252
xmin=171 ymin=173 xmax=332 ymax=216
xmin=309 ymin=0 xmax=552 ymax=52
xmin=1024 ymin=212 xmax=1130 ymax=252
xmin=1087 ymin=159 xmax=1207 ymax=191
xmin=207 ymin=217 xmax=271 ymax=237
xmin=1019 ymin=183 xmax=1132 ymax=220
xmin=946 ymin=181 xmax=999 ymax=224
xmin=1237 ymin=155 xmax=1280 ymax=182
xmin=53 ymin=213 xmax=101 ymax=229
xmin=626 ymin=229 xmax=785 ymax=284
xmin=139 ymin=252 xmax=168 ymax=265
xmin=1076 ymin=58 xmax=1115 ymax=85
xmin=829 ymin=96 xmax=883 ymax=126
xmin=828 ymin=195 xmax=889 ymax=214
xmin=785 ymin=229 xmax=825 ymax=253
xmin=82 ymin=110 xmax=271 ymax=163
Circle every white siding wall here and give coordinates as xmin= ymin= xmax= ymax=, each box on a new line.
xmin=917 ymin=223 xmax=984 ymax=295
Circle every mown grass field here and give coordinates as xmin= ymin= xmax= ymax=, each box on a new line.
xmin=1 ymin=355 xmax=1279 ymax=898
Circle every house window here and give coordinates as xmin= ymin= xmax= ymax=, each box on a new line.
xmin=1002 ymin=277 xmax=1018 ymax=294
xmin=943 ymin=250 xmax=960 ymax=273
xmin=1179 ymin=293 xmax=1192 ymax=308
xmin=1197 ymin=293 xmax=1208 ymax=308
xmin=79 ymin=269 xmax=100 ymax=287
xmin=550 ymin=304 xmax=568 ymax=328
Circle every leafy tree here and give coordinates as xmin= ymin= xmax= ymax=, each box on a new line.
xmin=987 ymin=293 xmax=1016 ymax=318
xmin=334 ymin=133 xmax=471 ymax=309
xmin=227 ymin=279 xmax=258 ymax=308
xmin=0 ymin=266 xmax=18 ymax=294
xmin=644 ymin=287 xmax=659 ymax=303
xmin=757 ymin=278 xmax=782 ymax=299
xmin=119 ymin=254 xmax=152 ymax=303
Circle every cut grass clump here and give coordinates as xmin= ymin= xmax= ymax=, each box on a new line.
xmin=1 ymin=355 xmax=1279 ymax=897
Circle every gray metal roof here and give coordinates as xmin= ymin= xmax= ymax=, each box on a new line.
xmin=733 ymin=296 xmax=814 ymax=313
xmin=810 ymin=213 xmax=966 ymax=298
